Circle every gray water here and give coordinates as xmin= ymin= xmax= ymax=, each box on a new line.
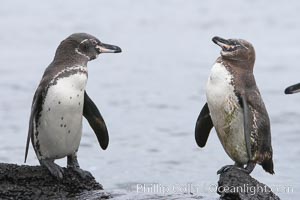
xmin=0 ymin=0 xmax=299 ymax=199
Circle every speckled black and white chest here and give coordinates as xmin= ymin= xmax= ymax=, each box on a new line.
xmin=34 ymin=65 xmax=88 ymax=160
xmin=206 ymin=62 xmax=249 ymax=164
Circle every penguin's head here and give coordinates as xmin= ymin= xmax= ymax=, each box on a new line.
xmin=212 ymin=36 xmax=255 ymax=66
xmin=56 ymin=33 xmax=122 ymax=61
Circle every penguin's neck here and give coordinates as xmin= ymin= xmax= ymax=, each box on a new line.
xmin=53 ymin=55 xmax=88 ymax=68
xmin=217 ymin=58 xmax=256 ymax=92
xmin=54 ymin=45 xmax=89 ymax=67
xmin=217 ymin=57 xmax=254 ymax=73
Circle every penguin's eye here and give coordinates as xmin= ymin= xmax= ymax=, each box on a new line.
xmin=90 ymin=39 xmax=98 ymax=46
xmin=83 ymin=42 xmax=89 ymax=50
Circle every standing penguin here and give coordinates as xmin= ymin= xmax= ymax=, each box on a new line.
xmin=195 ymin=36 xmax=274 ymax=174
xmin=25 ymin=33 xmax=121 ymax=179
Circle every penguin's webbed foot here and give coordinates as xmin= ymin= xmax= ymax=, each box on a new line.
xmin=217 ymin=162 xmax=256 ymax=175
xmin=67 ymin=153 xmax=92 ymax=179
xmin=69 ymin=167 xmax=93 ymax=179
xmin=40 ymin=159 xmax=64 ymax=179
xmin=217 ymin=165 xmax=235 ymax=174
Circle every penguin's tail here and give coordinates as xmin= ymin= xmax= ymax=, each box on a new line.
xmin=261 ymin=158 xmax=274 ymax=174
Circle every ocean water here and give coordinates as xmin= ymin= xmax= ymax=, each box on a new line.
xmin=0 ymin=0 xmax=299 ymax=199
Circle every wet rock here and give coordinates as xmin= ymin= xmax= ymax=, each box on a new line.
xmin=0 ymin=163 xmax=110 ymax=200
xmin=217 ymin=167 xmax=280 ymax=200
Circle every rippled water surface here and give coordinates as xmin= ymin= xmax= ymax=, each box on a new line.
xmin=0 ymin=0 xmax=300 ymax=199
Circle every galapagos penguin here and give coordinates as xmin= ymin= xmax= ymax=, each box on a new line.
xmin=25 ymin=33 xmax=121 ymax=178
xmin=195 ymin=36 xmax=274 ymax=174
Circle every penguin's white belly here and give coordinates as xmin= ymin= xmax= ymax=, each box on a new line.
xmin=206 ymin=62 xmax=248 ymax=164
xmin=35 ymin=73 xmax=87 ymax=159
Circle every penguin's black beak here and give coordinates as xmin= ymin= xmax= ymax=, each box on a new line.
xmin=96 ymin=43 xmax=122 ymax=54
xmin=285 ymin=83 xmax=300 ymax=94
xmin=212 ymin=36 xmax=237 ymax=52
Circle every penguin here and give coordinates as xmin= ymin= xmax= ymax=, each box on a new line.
xmin=195 ymin=36 xmax=274 ymax=174
xmin=24 ymin=33 xmax=121 ymax=179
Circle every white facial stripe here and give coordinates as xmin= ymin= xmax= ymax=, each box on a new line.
xmin=79 ymin=39 xmax=89 ymax=45
xmin=75 ymin=48 xmax=90 ymax=60
xmin=240 ymin=44 xmax=248 ymax=50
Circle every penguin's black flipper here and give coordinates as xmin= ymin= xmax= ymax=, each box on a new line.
xmin=285 ymin=82 xmax=300 ymax=94
xmin=25 ymin=86 xmax=43 ymax=163
xmin=25 ymin=112 xmax=33 ymax=163
xmin=240 ymin=95 xmax=252 ymax=159
xmin=243 ymin=90 xmax=274 ymax=174
xmin=195 ymin=103 xmax=214 ymax=147
xmin=25 ymin=105 xmax=35 ymax=163
xmin=83 ymin=91 xmax=109 ymax=150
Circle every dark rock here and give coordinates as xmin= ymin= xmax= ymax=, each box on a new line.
xmin=217 ymin=167 xmax=280 ymax=200
xmin=0 ymin=163 xmax=111 ymax=200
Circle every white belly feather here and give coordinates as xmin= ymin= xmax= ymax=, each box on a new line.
xmin=35 ymin=70 xmax=87 ymax=159
xmin=206 ymin=62 xmax=248 ymax=164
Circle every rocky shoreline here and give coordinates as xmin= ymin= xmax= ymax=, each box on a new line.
xmin=0 ymin=163 xmax=280 ymax=200
xmin=0 ymin=163 xmax=109 ymax=199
